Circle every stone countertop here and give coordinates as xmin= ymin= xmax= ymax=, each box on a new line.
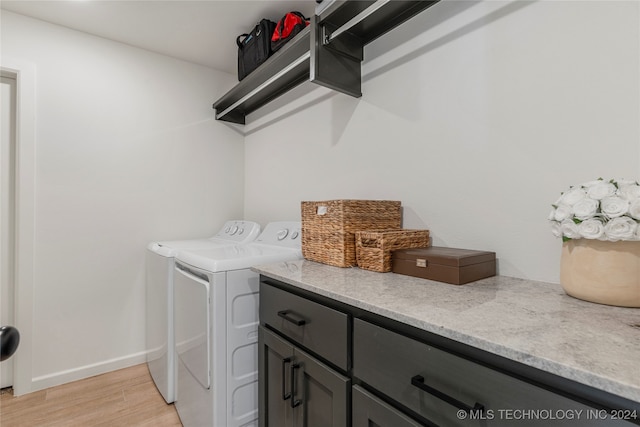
xmin=252 ymin=259 xmax=640 ymax=403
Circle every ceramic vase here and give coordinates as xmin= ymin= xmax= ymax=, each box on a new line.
xmin=560 ymin=239 xmax=640 ymax=308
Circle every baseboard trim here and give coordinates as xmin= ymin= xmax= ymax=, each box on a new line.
xmin=30 ymin=351 xmax=148 ymax=392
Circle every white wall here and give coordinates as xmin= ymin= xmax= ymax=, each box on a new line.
xmin=1 ymin=0 xmax=638 ymax=394
xmin=244 ymin=0 xmax=640 ymax=283
xmin=1 ymin=11 xmax=244 ymax=391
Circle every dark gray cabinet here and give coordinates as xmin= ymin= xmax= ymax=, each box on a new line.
xmin=259 ymin=280 xmax=350 ymax=427
xmin=259 ymin=277 xmax=639 ymax=427
xmin=353 ymin=318 xmax=637 ymax=427
xmin=260 ymin=326 xmax=295 ymax=427
xmin=259 ymin=327 xmax=350 ymax=427
xmin=259 ymin=282 xmax=348 ymax=370
xmin=352 ymin=386 xmax=423 ymax=427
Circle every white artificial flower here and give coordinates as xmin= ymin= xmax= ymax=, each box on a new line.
xmin=572 ymin=198 xmax=599 ymax=220
xmin=604 ymin=216 xmax=638 ymax=241
xmin=577 ymin=219 xmax=605 ymax=240
xmin=550 ymin=178 xmax=640 ymax=241
xmin=550 ymin=221 xmax=563 ymax=238
xmin=629 ymin=199 xmax=640 ymax=220
xmin=557 ymin=187 xmax=586 ymax=206
xmin=600 ymin=196 xmax=630 ymax=218
xmin=617 ymin=183 xmax=640 ymax=201
xmin=586 ymin=181 xmax=617 ymax=200
xmin=553 ymin=204 xmax=573 ymax=222
xmin=560 ymin=219 xmax=581 ymax=239
xmin=581 ymin=179 xmax=604 ymax=188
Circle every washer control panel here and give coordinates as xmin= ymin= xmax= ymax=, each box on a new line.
xmin=255 ymin=221 xmax=302 ymax=248
xmin=215 ymin=220 xmax=261 ymax=243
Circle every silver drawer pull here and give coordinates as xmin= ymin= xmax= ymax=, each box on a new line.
xmin=411 ymin=375 xmax=485 ymax=414
xmin=278 ymin=310 xmax=307 ymax=326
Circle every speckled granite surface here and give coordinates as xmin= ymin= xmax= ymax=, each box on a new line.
xmin=252 ymin=259 xmax=640 ymax=403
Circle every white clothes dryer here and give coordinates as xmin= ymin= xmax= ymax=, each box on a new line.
xmin=173 ymin=221 xmax=302 ymax=427
xmin=146 ymin=220 xmax=261 ymax=403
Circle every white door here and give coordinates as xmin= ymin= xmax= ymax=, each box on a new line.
xmin=0 ymin=75 xmax=16 ymax=389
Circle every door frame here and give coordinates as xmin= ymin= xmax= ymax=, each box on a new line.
xmin=1 ymin=58 xmax=36 ymax=396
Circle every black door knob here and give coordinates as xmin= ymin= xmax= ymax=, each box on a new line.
xmin=0 ymin=326 xmax=20 ymax=361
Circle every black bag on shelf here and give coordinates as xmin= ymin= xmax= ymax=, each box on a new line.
xmin=270 ymin=11 xmax=310 ymax=53
xmin=237 ymin=19 xmax=277 ymax=81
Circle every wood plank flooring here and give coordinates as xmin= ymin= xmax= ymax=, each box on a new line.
xmin=0 ymin=364 xmax=182 ymax=426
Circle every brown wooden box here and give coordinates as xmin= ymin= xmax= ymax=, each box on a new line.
xmin=391 ymin=246 xmax=496 ymax=285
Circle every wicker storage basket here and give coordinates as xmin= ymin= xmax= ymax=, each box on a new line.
xmin=356 ymin=229 xmax=430 ymax=272
xmin=301 ymin=200 xmax=402 ymax=267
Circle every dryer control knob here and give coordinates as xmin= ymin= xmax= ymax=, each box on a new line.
xmin=291 ymin=231 xmax=299 ymax=240
xmin=238 ymin=227 xmax=244 ymax=235
xmin=230 ymin=226 xmax=239 ymax=235
xmin=277 ymin=229 xmax=289 ymax=240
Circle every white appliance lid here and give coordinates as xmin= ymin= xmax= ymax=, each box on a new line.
xmin=175 ymin=244 xmax=302 ymax=272
xmin=174 ymin=221 xmax=302 ymax=272
xmin=147 ymin=220 xmax=261 ymax=256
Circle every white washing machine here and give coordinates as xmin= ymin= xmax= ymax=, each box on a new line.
xmin=173 ymin=221 xmax=302 ymax=427
xmin=146 ymin=220 xmax=261 ymax=404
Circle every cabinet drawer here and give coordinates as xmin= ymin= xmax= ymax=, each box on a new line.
xmin=260 ymin=282 xmax=349 ymax=370
xmin=354 ymin=319 xmax=635 ymax=427
xmin=353 ymin=386 xmax=422 ymax=427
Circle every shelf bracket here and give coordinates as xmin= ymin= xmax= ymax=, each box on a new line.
xmin=322 ymin=0 xmax=392 ymax=45
xmin=311 ymin=16 xmax=363 ymax=98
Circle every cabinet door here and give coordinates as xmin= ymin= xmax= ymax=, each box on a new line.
xmin=292 ymin=347 xmax=350 ymax=427
xmin=352 ymin=386 xmax=423 ymax=427
xmin=259 ymin=326 xmax=295 ymax=427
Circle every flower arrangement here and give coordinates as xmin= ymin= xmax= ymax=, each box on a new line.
xmin=549 ymin=178 xmax=640 ymax=242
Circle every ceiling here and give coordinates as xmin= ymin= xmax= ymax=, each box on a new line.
xmin=0 ymin=0 xmax=318 ymax=75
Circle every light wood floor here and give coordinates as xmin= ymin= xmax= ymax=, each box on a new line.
xmin=0 ymin=363 xmax=182 ymax=426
